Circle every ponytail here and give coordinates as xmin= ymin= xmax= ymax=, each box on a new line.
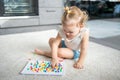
xmin=62 ymin=6 xmax=89 ymax=26
xmin=80 ymin=11 xmax=89 ymax=26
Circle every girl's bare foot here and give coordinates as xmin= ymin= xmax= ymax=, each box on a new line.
xmin=34 ymin=48 xmax=44 ymax=55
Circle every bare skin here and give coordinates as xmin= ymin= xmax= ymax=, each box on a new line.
xmin=34 ymin=24 xmax=89 ymax=69
xmin=34 ymin=48 xmax=64 ymax=61
xmin=34 ymin=37 xmax=74 ymax=67
xmin=35 ymin=38 xmax=74 ymax=59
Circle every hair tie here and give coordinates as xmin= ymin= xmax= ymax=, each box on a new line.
xmin=64 ymin=6 xmax=71 ymax=14
xmin=64 ymin=6 xmax=69 ymax=11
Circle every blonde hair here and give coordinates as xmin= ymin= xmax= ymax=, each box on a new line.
xmin=62 ymin=6 xmax=88 ymax=27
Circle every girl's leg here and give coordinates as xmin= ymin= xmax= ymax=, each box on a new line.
xmin=57 ymin=48 xmax=74 ymax=59
xmin=34 ymin=48 xmax=51 ymax=57
xmin=34 ymin=37 xmax=74 ymax=59
xmin=35 ymin=48 xmax=63 ymax=62
xmin=34 ymin=38 xmax=55 ymax=57
xmin=35 ymin=48 xmax=74 ymax=59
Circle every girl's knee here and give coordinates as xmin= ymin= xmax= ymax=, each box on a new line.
xmin=49 ymin=38 xmax=55 ymax=44
xmin=58 ymin=48 xmax=64 ymax=57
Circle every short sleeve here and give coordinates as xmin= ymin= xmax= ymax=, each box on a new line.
xmin=80 ymin=28 xmax=89 ymax=39
xmin=58 ymin=27 xmax=66 ymax=39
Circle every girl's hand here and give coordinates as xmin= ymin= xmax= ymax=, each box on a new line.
xmin=51 ymin=58 xmax=59 ymax=68
xmin=73 ymin=61 xmax=84 ymax=69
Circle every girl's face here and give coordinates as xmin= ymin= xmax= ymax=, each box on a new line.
xmin=63 ymin=23 xmax=81 ymax=39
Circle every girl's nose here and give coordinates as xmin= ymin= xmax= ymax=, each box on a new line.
xmin=66 ymin=33 xmax=70 ymax=36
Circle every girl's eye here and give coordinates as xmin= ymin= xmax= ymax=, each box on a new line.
xmin=69 ymin=32 xmax=73 ymax=33
xmin=64 ymin=30 xmax=73 ymax=34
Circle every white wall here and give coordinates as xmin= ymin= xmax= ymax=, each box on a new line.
xmin=39 ymin=0 xmax=64 ymax=25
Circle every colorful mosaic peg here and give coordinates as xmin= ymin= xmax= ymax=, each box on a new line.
xmin=28 ymin=60 xmax=63 ymax=73
xmin=21 ymin=60 xmax=64 ymax=75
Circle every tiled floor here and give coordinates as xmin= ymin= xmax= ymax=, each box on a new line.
xmin=88 ymin=19 xmax=120 ymax=50
xmin=0 ymin=25 xmax=58 ymax=35
xmin=87 ymin=20 xmax=120 ymax=39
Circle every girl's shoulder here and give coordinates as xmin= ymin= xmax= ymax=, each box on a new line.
xmin=58 ymin=26 xmax=63 ymax=33
xmin=57 ymin=25 xmax=63 ymax=31
xmin=80 ymin=27 xmax=89 ymax=33
xmin=57 ymin=26 xmax=65 ymax=38
xmin=79 ymin=27 xmax=89 ymax=38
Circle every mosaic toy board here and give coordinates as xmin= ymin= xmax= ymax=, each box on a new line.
xmin=21 ymin=60 xmax=64 ymax=75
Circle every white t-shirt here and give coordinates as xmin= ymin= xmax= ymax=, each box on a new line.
xmin=58 ymin=27 xmax=89 ymax=51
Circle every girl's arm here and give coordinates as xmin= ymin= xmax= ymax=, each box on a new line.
xmin=74 ymin=30 xmax=89 ymax=69
xmin=51 ymin=33 xmax=62 ymax=67
xmin=78 ymin=30 xmax=89 ymax=63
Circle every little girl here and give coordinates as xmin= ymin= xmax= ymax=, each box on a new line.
xmin=35 ymin=6 xmax=89 ymax=69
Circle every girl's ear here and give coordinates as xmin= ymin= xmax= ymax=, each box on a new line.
xmin=79 ymin=23 xmax=84 ymax=28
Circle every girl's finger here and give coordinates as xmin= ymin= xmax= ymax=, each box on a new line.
xmin=51 ymin=63 xmax=55 ymax=68
xmin=55 ymin=63 xmax=58 ymax=67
